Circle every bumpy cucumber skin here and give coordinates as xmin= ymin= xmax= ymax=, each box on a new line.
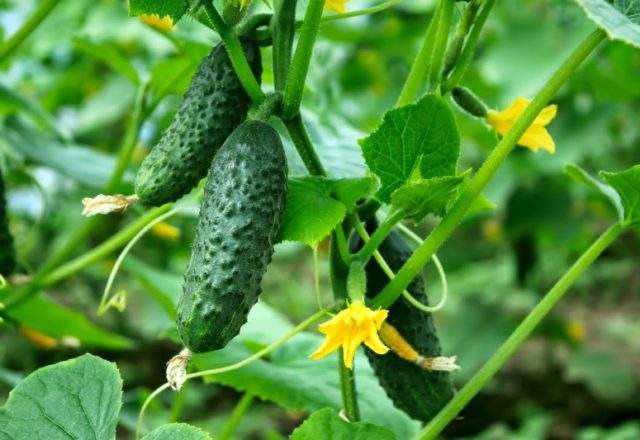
xmin=0 ymin=168 xmax=15 ymax=275
xmin=134 ymin=39 xmax=262 ymax=207
xmin=363 ymin=228 xmax=454 ymax=422
xmin=177 ymin=120 xmax=287 ymax=353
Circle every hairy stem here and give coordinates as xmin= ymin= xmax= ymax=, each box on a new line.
xmin=372 ymin=29 xmax=606 ymax=309
xmin=353 ymin=210 xmax=404 ymax=264
xmin=339 ymin=351 xmax=361 ymax=421
xmin=282 ymin=0 xmax=325 ymax=118
xmin=201 ymin=0 xmax=264 ymax=103
xmin=282 ymin=114 xmax=327 ymax=176
xmin=418 ymin=222 xmax=624 ymax=439
xmin=396 ymin=0 xmax=453 ymax=106
xmin=273 ymin=0 xmax=298 ymax=91
xmin=443 ymin=0 xmax=496 ymax=92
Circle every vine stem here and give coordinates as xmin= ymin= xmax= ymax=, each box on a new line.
xmin=339 ymin=350 xmax=361 ymax=421
xmin=218 ymin=393 xmax=255 ymax=440
xmin=282 ymin=0 xmax=325 ymax=119
xmin=273 ymin=0 xmax=298 ymax=92
xmin=0 ymin=0 xmax=59 ymax=64
xmin=396 ymin=0 xmax=454 ymax=106
xmin=443 ymin=0 xmax=496 ymax=92
xmin=353 ymin=210 xmax=404 ymax=264
xmin=352 ymin=219 xmax=449 ymax=314
xmin=372 ymin=28 xmax=607 ymax=309
xmin=200 ymin=0 xmax=264 ymax=104
xmin=135 ymin=308 xmax=332 ymax=439
xmin=416 ymin=222 xmax=624 ymax=439
xmin=2 ymin=204 xmax=172 ymax=309
xmin=282 ymin=114 xmax=327 ymax=176
xmin=97 ymin=191 xmax=200 ymax=315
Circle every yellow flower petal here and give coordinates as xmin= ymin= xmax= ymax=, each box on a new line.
xmin=309 ymin=300 xmax=389 ymax=369
xmin=518 ymin=124 xmax=556 ymax=153
xmin=325 ymin=0 xmax=347 ymax=13
xmin=485 ymin=97 xmax=557 ymax=154
xmin=140 ymin=14 xmax=175 ymax=32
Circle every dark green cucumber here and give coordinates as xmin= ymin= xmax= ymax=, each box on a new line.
xmin=177 ymin=120 xmax=287 ymax=353
xmin=134 ymin=39 xmax=262 ymax=207
xmin=361 ymin=226 xmax=454 ymax=422
xmin=0 ymin=168 xmax=16 ymax=275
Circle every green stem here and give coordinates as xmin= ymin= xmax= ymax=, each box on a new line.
xmin=417 ymin=222 xmax=624 ymax=439
xmin=105 ymin=82 xmax=149 ymax=192
xmin=282 ymin=0 xmax=325 ymax=118
xmin=333 ymin=224 xmax=351 ymax=265
xmin=169 ymin=381 xmax=188 ymax=423
xmin=252 ymin=93 xmax=282 ymax=121
xmin=442 ymin=0 xmax=481 ymax=76
xmin=322 ymin=0 xmax=401 ymax=22
xmin=201 ymin=1 xmax=265 ymax=104
xmin=0 ymin=0 xmax=60 ymax=65
xmin=273 ymin=0 xmax=298 ymax=92
xmin=396 ymin=0 xmax=453 ymax=106
xmin=372 ymin=28 xmax=606 ymax=309
xmin=353 ymin=210 xmax=404 ymax=265
xmin=443 ymin=0 xmax=495 ymax=92
xmin=2 ymin=205 xmax=171 ymax=309
xmin=425 ymin=0 xmax=454 ymax=93
xmin=339 ymin=349 xmax=361 ymax=421
xmin=282 ymin=114 xmax=327 ymax=176
xmin=218 ymin=393 xmax=255 ymax=440
xmin=136 ymin=308 xmax=333 ymax=439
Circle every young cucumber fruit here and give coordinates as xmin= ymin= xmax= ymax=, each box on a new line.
xmin=0 ymin=168 xmax=16 ymax=275
xmin=363 ymin=227 xmax=454 ymax=422
xmin=134 ymin=39 xmax=262 ymax=207
xmin=177 ymin=120 xmax=288 ymax=353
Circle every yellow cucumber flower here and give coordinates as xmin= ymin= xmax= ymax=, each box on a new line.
xmin=139 ymin=14 xmax=175 ymax=32
xmin=152 ymin=221 xmax=181 ymax=240
xmin=325 ymin=0 xmax=349 ymax=13
xmin=485 ymin=97 xmax=557 ymax=153
xmin=310 ymin=300 xmax=389 ymax=369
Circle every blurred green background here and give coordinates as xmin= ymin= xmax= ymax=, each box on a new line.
xmin=0 ymin=0 xmax=639 ymax=439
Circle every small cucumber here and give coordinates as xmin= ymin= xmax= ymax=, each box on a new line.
xmin=360 ymin=226 xmax=454 ymax=422
xmin=0 ymin=168 xmax=16 ymax=275
xmin=177 ymin=120 xmax=287 ymax=353
xmin=134 ymin=39 xmax=262 ymax=207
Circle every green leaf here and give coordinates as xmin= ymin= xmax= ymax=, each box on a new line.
xmin=601 ymin=164 xmax=640 ymax=224
xmin=277 ymin=176 xmax=374 ymax=247
xmin=129 ymin=0 xmax=188 ymax=21
xmin=565 ymin=163 xmax=623 ymax=220
xmin=575 ymin=0 xmax=640 ymax=48
xmin=6 ymin=294 xmax=134 ymax=350
xmin=567 ymin=348 xmax=637 ymax=400
xmin=124 ymin=255 xmax=182 ymax=319
xmin=3 ymin=119 xmax=132 ymax=188
xmin=359 ymin=94 xmax=460 ymax=203
xmin=290 ymin=408 xmax=397 ymax=440
xmin=0 ymin=354 xmax=122 ymax=440
xmin=391 ymin=174 xmax=467 ymax=222
xmin=73 ymin=37 xmax=140 ymax=85
xmin=193 ymin=318 xmax=419 ymax=440
xmin=142 ymin=423 xmax=212 ymax=439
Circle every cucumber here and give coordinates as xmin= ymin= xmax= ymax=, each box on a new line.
xmin=0 ymin=168 xmax=16 ymax=275
xmin=360 ymin=226 xmax=454 ymax=422
xmin=177 ymin=120 xmax=287 ymax=353
xmin=134 ymin=39 xmax=262 ymax=207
